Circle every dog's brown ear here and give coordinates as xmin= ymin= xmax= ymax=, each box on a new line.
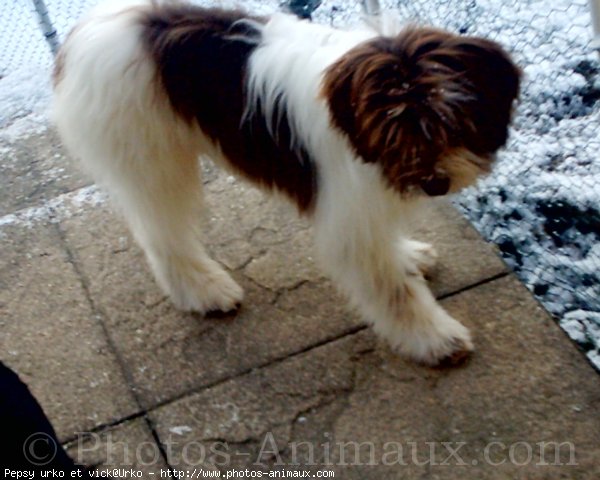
xmin=449 ymin=37 xmax=522 ymax=154
xmin=322 ymin=27 xmax=521 ymax=192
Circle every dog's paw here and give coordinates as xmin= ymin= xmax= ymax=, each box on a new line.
xmin=163 ymin=263 xmax=244 ymax=314
xmin=414 ymin=316 xmax=474 ymax=367
xmin=404 ymin=239 xmax=438 ymax=276
xmin=388 ymin=312 xmax=474 ymax=367
xmin=428 ymin=333 xmax=474 ymax=368
xmin=434 ymin=337 xmax=473 ymax=368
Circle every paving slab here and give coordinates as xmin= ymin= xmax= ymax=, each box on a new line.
xmin=65 ymin=418 xmax=168 ymax=475
xmin=0 ymin=128 xmax=89 ymax=216
xmin=58 ymin=169 xmax=507 ymax=410
xmin=2 ymin=159 xmax=598 ymax=478
xmin=0 ymin=219 xmax=138 ymax=441
xmin=148 ymin=332 xmax=378 ymax=472
xmin=418 ymin=200 xmax=508 ymax=297
xmin=58 ymin=199 xmax=361 ymax=409
xmin=149 ymin=275 xmax=600 ymax=479
xmin=430 ymin=274 xmax=600 ymax=479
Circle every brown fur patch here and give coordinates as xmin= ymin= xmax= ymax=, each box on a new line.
xmin=322 ymin=27 xmax=521 ymax=195
xmin=53 ymin=49 xmax=65 ymax=88
xmin=142 ymin=5 xmax=317 ymax=212
xmin=53 ymin=23 xmax=82 ymax=87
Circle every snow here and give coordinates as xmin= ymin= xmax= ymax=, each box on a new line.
xmin=0 ymin=0 xmax=599 ymax=369
xmin=0 ymin=66 xmax=51 ymax=128
xmin=169 ymin=425 xmax=194 ymax=436
xmin=444 ymin=0 xmax=600 ymax=369
xmin=0 ymin=185 xmax=107 ymax=234
xmin=0 ymin=66 xmax=51 ymax=141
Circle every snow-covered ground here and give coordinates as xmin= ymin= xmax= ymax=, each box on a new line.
xmin=1 ymin=0 xmax=599 ymax=369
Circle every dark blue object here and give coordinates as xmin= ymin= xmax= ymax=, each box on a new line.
xmin=0 ymin=361 xmax=94 ymax=475
xmin=283 ymin=0 xmax=322 ymax=20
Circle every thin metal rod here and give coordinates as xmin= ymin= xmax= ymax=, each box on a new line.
xmin=32 ymin=0 xmax=59 ymax=55
xmin=591 ymin=0 xmax=600 ymax=49
xmin=362 ymin=0 xmax=382 ymax=16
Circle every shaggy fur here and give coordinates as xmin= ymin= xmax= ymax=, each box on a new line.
xmin=53 ymin=0 xmax=520 ymax=366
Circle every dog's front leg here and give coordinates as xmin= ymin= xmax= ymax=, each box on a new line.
xmin=314 ymin=199 xmax=473 ymax=366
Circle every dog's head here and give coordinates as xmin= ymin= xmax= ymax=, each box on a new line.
xmin=322 ymin=27 xmax=521 ymax=197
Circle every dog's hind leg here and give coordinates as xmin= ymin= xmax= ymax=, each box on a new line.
xmin=52 ymin=13 xmax=243 ymax=314
xmin=67 ymin=127 xmax=243 ymax=314
xmin=104 ymin=147 xmax=244 ymax=314
xmin=95 ymin=135 xmax=245 ymax=313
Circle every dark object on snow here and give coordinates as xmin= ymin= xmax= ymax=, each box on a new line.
xmin=0 ymin=361 xmax=96 ymax=476
xmin=536 ymin=199 xmax=600 ymax=246
xmin=282 ymin=0 xmax=322 ymax=20
xmin=496 ymin=234 xmax=523 ymax=266
xmin=533 ymin=283 xmax=549 ymax=296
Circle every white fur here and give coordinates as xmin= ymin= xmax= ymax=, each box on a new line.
xmin=53 ymin=1 xmax=473 ymax=364
xmin=53 ymin=1 xmax=243 ymax=312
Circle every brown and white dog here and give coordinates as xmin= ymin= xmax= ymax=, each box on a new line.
xmin=52 ymin=0 xmax=520 ymax=365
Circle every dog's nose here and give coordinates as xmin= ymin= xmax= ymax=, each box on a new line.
xmin=421 ymin=175 xmax=450 ymax=196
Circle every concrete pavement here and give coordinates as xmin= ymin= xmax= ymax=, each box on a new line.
xmin=1 ymin=128 xmax=599 ymax=478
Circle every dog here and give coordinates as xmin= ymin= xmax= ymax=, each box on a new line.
xmin=52 ymin=0 xmax=520 ymax=366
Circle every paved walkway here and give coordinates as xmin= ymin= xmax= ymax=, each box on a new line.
xmin=1 ymin=128 xmax=599 ymax=479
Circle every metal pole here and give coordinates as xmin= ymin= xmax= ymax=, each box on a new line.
xmin=591 ymin=0 xmax=600 ymax=50
xmin=362 ymin=0 xmax=382 ymax=16
xmin=32 ymin=0 xmax=59 ymax=56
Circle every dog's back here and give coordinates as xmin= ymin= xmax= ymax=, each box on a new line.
xmin=53 ymin=0 xmax=325 ymax=211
